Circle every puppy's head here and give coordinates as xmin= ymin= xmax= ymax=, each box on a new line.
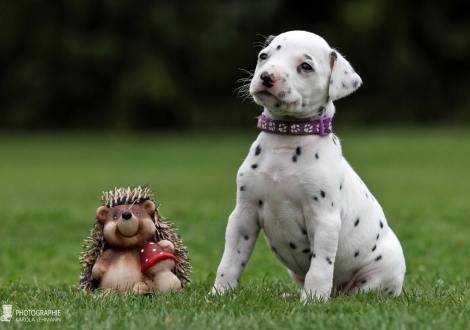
xmin=249 ymin=31 xmax=362 ymax=119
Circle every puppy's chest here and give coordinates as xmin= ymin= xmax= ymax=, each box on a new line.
xmin=236 ymin=135 xmax=340 ymax=229
xmin=240 ymin=143 xmax=313 ymax=199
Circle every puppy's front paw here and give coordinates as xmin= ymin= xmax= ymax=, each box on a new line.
xmin=211 ymin=282 xmax=230 ymax=295
xmin=210 ymin=286 xmax=222 ymax=295
xmin=300 ymin=289 xmax=330 ymax=303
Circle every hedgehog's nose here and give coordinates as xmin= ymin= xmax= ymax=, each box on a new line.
xmin=122 ymin=210 xmax=132 ymax=220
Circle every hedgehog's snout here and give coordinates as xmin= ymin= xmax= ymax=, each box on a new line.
xmin=117 ymin=210 xmax=139 ymax=237
xmin=122 ymin=210 xmax=132 ymax=220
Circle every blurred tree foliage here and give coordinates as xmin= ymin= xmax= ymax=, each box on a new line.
xmin=0 ymin=0 xmax=469 ymax=130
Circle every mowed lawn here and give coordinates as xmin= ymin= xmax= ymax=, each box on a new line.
xmin=0 ymin=127 xmax=469 ymax=329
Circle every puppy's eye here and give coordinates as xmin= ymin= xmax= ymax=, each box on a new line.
xmin=259 ymin=53 xmax=268 ymax=60
xmin=300 ymin=63 xmax=314 ymax=71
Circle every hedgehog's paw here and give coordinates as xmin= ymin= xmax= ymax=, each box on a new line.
xmin=133 ymin=282 xmax=150 ymax=294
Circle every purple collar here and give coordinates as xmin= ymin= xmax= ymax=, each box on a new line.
xmin=257 ymin=112 xmax=333 ymax=136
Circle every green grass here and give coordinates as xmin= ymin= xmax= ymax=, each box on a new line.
xmin=1 ymin=127 xmax=469 ymax=329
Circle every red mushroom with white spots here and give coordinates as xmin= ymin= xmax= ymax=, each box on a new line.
xmin=140 ymin=241 xmax=182 ymax=293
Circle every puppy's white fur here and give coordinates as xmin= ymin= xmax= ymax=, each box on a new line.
xmin=213 ymin=31 xmax=405 ymax=300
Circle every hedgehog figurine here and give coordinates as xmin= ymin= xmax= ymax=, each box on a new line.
xmin=79 ymin=186 xmax=191 ymax=294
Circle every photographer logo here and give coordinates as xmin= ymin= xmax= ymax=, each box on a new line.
xmin=1 ymin=302 xmax=61 ymax=323
xmin=1 ymin=304 xmax=13 ymax=322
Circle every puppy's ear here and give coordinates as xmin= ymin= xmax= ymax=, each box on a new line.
xmin=264 ymin=35 xmax=276 ymax=47
xmin=328 ymin=50 xmax=362 ymax=101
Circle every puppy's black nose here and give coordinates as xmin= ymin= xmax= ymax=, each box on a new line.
xmin=122 ymin=210 xmax=132 ymax=220
xmin=261 ymin=71 xmax=274 ymax=87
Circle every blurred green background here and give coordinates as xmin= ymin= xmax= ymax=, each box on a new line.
xmin=1 ymin=0 xmax=469 ymax=131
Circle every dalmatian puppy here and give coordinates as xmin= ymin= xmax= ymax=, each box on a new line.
xmin=212 ymin=30 xmax=405 ymax=301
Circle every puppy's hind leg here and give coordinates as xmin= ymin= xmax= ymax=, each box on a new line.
xmin=212 ymin=205 xmax=260 ymax=294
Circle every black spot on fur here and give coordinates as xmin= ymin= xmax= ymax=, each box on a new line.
xmin=251 ymin=164 xmax=258 ymax=169
xmin=244 ymin=235 xmax=249 ymax=240
xmin=278 ymin=92 xmax=286 ymax=99
xmin=302 ymin=248 xmax=310 ymax=253
xmin=287 ymin=88 xmax=292 ymax=94
xmin=310 ymin=253 xmax=316 ymax=259
xmin=237 ymin=250 xmax=240 ymax=254
xmin=352 ymin=80 xmax=359 ymax=88
xmin=330 ymin=79 xmax=334 ymax=85
xmin=221 ymin=273 xmax=224 ymax=277
xmin=342 ymin=81 xmax=348 ymax=88
xmin=376 ymin=234 xmax=380 ymax=240
xmin=239 ymin=173 xmax=244 ymax=177
xmin=300 ymin=227 xmax=307 ymax=235
xmin=313 ymin=196 xmax=318 ymax=201
xmin=240 ymin=186 xmax=246 ymax=191
xmin=315 ymin=153 xmax=319 ymax=159
xmin=326 ymin=257 xmax=332 ymax=265
xmin=375 ymin=255 xmax=382 ymax=261
xmin=292 ymin=155 xmax=297 ymax=162
xmin=380 ymin=221 xmax=383 ymax=229
xmin=241 ymin=262 xmax=245 ymax=267
xmin=276 ymin=45 xmax=281 ymax=50
xmin=259 ymin=200 xmax=263 ymax=207
xmin=320 ymin=191 xmax=325 ymax=198
xmin=365 ymin=192 xmax=369 ymax=198
xmin=317 ymin=107 xmax=325 ymax=115
xmin=255 ymin=144 xmax=262 ymax=156
xmin=340 ymin=184 xmax=342 ymax=190
xmin=354 ymin=218 xmax=360 ymax=226
xmin=372 ymin=245 xmax=377 ymax=252
xmin=289 ymin=242 xmax=297 ymax=249
xmin=354 ymin=250 xmax=359 ymax=257
xmin=296 ymin=146 xmax=302 ymax=155
xmin=302 ymin=100 xmax=307 ymax=107
xmin=331 ymin=202 xmax=334 ymax=207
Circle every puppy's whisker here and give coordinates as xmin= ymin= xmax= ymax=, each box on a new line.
xmin=234 ymin=68 xmax=254 ymax=101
